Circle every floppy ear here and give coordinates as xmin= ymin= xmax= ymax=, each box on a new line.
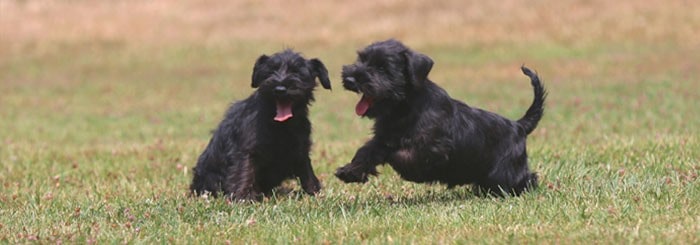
xmin=403 ymin=51 xmax=434 ymax=88
xmin=309 ymin=58 xmax=332 ymax=90
xmin=251 ymin=55 xmax=269 ymax=88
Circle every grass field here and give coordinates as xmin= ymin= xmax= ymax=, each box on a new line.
xmin=1 ymin=0 xmax=699 ymax=243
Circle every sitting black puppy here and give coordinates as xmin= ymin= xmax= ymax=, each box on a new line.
xmin=190 ymin=49 xmax=331 ymax=201
xmin=335 ymin=39 xmax=546 ymax=196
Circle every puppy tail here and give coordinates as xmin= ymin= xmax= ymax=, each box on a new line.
xmin=517 ymin=66 xmax=547 ymax=135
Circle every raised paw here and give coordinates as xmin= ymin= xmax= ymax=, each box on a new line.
xmin=334 ymin=164 xmax=370 ymax=183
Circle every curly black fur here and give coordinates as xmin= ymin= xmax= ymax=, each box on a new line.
xmin=190 ymin=49 xmax=331 ymax=201
xmin=335 ymin=39 xmax=546 ymax=196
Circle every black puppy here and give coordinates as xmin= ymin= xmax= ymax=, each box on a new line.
xmin=190 ymin=49 xmax=331 ymax=201
xmin=335 ymin=39 xmax=546 ymax=196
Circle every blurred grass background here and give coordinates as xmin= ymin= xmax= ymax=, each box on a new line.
xmin=1 ymin=0 xmax=698 ymax=243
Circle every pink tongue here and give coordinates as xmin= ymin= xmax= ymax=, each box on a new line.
xmin=274 ymin=101 xmax=293 ymax=122
xmin=355 ymin=95 xmax=373 ymax=116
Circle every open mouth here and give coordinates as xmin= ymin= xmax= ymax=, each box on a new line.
xmin=274 ymin=99 xmax=294 ymax=122
xmin=355 ymin=94 xmax=374 ymax=116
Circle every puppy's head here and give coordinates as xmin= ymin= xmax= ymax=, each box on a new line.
xmin=251 ymin=49 xmax=331 ymax=122
xmin=342 ymin=39 xmax=433 ymax=118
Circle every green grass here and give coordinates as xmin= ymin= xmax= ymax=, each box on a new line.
xmin=2 ymin=32 xmax=699 ymax=245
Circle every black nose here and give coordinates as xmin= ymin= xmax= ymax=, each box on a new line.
xmin=274 ymin=85 xmax=287 ymax=94
xmin=343 ymin=77 xmax=356 ymax=84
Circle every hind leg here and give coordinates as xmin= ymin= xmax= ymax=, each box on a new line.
xmin=476 ymin=155 xmax=537 ymax=196
xmin=190 ymin=141 xmax=229 ymax=197
xmin=190 ymin=166 xmax=225 ymax=197
xmin=474 ymin=173 xmax=537 ymax=197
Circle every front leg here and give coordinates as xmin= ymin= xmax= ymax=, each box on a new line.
xmin=335 ymin=138 xmax=389 ymax=183
xmin=225 ymin=155 xmax=262 ymax=201
xmin=297 ymin=156 xmax=321 ymax=195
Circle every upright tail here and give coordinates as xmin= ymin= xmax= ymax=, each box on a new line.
xmin=517 ymin=66 xmax=547 ymax=135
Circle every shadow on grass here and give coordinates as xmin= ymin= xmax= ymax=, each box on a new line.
xmin=394 ymin=188 xmax=479 ymax=205
xmin=334 ymin=186 xmax=480 ymax=209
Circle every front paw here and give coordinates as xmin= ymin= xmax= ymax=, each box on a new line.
xmin=335 ymin=164 xmax=369 ymax=183
xmin=302 ymin=177 xmax=322 ymax=195
xmin=228 ymin=190 xmax=262 ymax=202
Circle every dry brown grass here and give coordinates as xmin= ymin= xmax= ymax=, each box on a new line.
xmin=2 ymin=0 xmax=699 ymax=48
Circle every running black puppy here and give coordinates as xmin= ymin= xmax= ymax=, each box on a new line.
xmin=335 ymin=39 xmax=546 ymax=196
xmin=190 ymin=49 xmax=331 ymax=201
